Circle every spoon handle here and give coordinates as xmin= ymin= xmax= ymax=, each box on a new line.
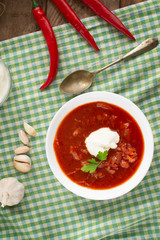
xmin=94 ymin=38 xmax=159 ymax=75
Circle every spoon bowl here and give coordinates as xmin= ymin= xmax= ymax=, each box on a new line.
xmin=59 ymin=70 xmax=94 ymax=94
xmin=59 ymin=38 xmax=159 ymax=95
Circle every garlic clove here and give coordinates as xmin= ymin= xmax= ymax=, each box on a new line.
xmin=14 ymin=155 xmax=31 ymax=173
xmin=24 ymin=121 xmax=36 ymax=137
xmin=14 ymin=146 xmax=30 ymax=155
xmin=18 ymin=130 xmax=29 ymax=145
xmin=0 ymin=177 xmax=24 ymax=208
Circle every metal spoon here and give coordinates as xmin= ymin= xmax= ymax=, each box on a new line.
xmin=59 ymin=38 xmax=159 ymax=94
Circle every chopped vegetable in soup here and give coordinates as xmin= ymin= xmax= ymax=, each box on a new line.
xmin=53 ymin=102 xmax=144 ymax=190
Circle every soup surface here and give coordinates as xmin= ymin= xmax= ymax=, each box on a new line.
xmin=53 ymin=102 xmax=144 ymax=190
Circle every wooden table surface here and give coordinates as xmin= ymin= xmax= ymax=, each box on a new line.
xmin=0 ymin=0 xmax=146 ymax=41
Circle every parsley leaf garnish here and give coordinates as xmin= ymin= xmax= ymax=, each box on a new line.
xmin=81 ymin=161 xmax=98 ymax=173
xmin=81 ymin=150 xmax=108 ymax=173
xmin=96 ymin=150 xmax=108 ymax=161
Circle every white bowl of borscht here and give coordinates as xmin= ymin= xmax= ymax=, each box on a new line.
xmin=46 ymin=92 xmax=154 ymax=200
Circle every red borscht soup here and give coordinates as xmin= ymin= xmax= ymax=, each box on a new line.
xmin=53 ymin=102 xmax=144 ymax=190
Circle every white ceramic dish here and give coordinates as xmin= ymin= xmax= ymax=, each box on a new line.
xmin=46 ymin=92 xmax=154 ymax=200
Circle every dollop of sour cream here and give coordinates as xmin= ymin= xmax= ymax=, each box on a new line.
xmin=0 ymin=62 xmax=11 ymax=105
xmin=85 ymin=128 xmax=120 ymax=157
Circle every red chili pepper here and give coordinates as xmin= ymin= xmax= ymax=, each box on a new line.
xmin=80 ymin=0 xmax=136 ymax=40
xmin=32 ymin=0 xmax=59 ymax=90
xmin=51 ymin=0 xmax=99 ymax=51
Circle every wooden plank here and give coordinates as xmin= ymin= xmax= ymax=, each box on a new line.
xmin=0 ymin=0 xmax=46 ymax=41
xmin=120 ymin=0 xmax=147 ymax=8
xmin=47 ymin=0 xmax=120 ymax=27
xmin=0 ymin=0 xmax=120 ymax=41
xmin=0 ymin=0 xmax=147 ymax=41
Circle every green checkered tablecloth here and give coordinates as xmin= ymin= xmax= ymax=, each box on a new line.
xmin=0 ymin=0 xmax=160 ymax=239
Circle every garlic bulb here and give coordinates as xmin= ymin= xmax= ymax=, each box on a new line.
xmin=0 ymin=177 xmax=24 ymax=208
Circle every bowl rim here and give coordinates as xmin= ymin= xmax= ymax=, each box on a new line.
xmin=0 ymin=61 xmax=12 ymax=107
xmin=46 ymin=91 xmax=154 ymax=200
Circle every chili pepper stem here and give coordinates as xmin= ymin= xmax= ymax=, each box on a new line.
xmin=31 ymin=0 xmax=39 ymax=9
